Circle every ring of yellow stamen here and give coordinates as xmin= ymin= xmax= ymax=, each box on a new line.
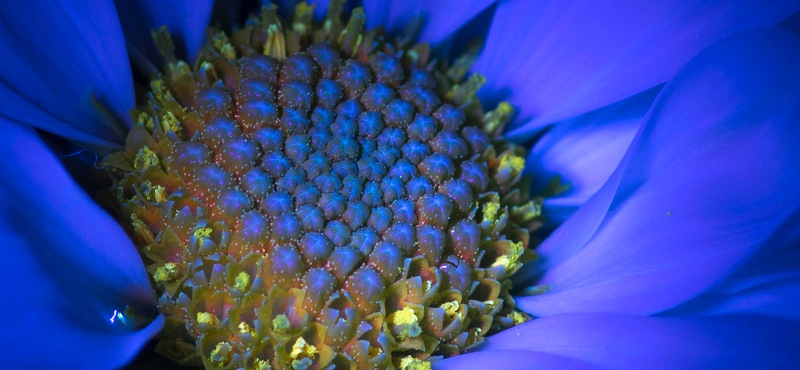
xmin=290 ymin=337 xmax=318 ymax=370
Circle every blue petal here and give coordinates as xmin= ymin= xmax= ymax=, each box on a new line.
xmin=0 ymin=0 xmax=134 ymax=148
xmin=362 ymin=0 xmax=496 ymax=44
xmin=433 ymin=350 xmax=600 ymax=370
xmin=663 ymin=209 xmax=800 ymax=321
xmin=475 ymin=0 xmax=800 ymax=141
xmin=481 ymin=313 xmax=800 ymax=369
xmin=114 ymin=0 xmax=215 ymax=63
xmin=515 ymin=29 xmax=800 ymax=316
xmin=526 ymin=86 xmax=660 ymax=204
xmin=0 ymin=119 xmax=161 ymax=368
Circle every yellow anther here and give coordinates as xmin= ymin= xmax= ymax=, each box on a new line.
xmin=498 ymin=153 xmax=525 ymax=179
xmin=508 ymin=311 xmax=527 ymax=326
xmin=483 ymin=300 xmax=495 ymax=308
xmin=136 ymin=111 xmax=154 ymax=131
xmin=212 ymin=32 xmax=236 ymax=59
xmin=388 ymin=306 xmax=418 ymax=326
xmin=272 ymin=314 xmax=290 ymax=333
xmin=511 ymin=201 xmax=542 ymax=222
xmin=440 ymin=301 xmax=460 ymax=319
xmin=153 ymin=185 xmax=167 ymax=203
xmin=387 ymin=306 xmax=421 ymax=339
xmin=167 ymin=60 xmax=191 ymax=79
xmin=482 ymin=201 xmax=500 ymax=223
xmin=197 ymin=312 xmax=220 ymax=326
xmin=264 ymin=24 xmax=286 ymax=61
xmin=130 ymin=214 xmax=154 ymax=244
xmin=423 ymin=280 xmax=432 ymax=292
xmin=399 ymin=356 xmax=431 ymax=370
xmin=253 ymin=358 xmax=272 ymax=370
xmin=133 ymin=146 xmax=159 ymax=171
xmin=483 ymin=101 xmax=514 ymax=134
xmin=209 ymin=341 xmax=233 ymax=366
xmin=234 ymin=271 xmax=251 ymax=291
xmin=238 ymin=321 xmax=255 ymax=335
xmin=193 ymin=227 xmax=213 ymax=244
xmin=150 ymin=78 xmax=173 ymax=104
xmin=491 ymin=241 xmax=524 ymax=272
xmin=153 ymin=262 xmax=181 ymax=283
xmin=161 ymin=111 xmax=182 ymax=135
xmin=290 ymin=337 xmax=318 ymax=360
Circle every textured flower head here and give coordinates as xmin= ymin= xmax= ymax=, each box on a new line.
xmin=3 ymin=0 xmax=800 ymax=369
xmin=104 ymin=3 xmax=541 ymax=368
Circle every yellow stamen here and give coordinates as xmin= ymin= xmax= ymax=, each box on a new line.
xmin=130 ymin=214 xmax=154 ymax=244
xmin=253 ymin=358 xmax=271 ymax=370
xmin=498 ymin=153 xmax=525 ymax=179
xmin=161 ymin=111 xmax=182 ymax=134
xmin=234 ymin=271 xmax=251 ymax=291
xmin=136 ymin=111 xmax=154 ymax=131
xmin=272 ymin=314 xmax=290 ymax=333
xmin=482 ymin=201 xmax=500 ymax=223
xmin=153 ymin=262 xmax=181 ymax=283
xmin=197 ymin=312 xmax=219 ymax=326
xmin=508 ymin=311 xmax=527 ymax=326
xmin=440 ymin=301 xmax=460 ymax=319
xmin=387 ymin=306 xmax=421 ymax=339
xmin=193 ymin=227 xmax=213 ymax=244
xmin=150 ymin=78 xmax=173 ymax=104
xmin=238 ymin=321 xmax=255 ymax=335
xmin=399 ymin=356 xmax=431 ymax=370
xmin=209 ymin=341 xmax=233 ymax=366
xmin=491 ymin=241 xmax=524 ymax=271
xmin=133 ymin=146 xmax=159 ymax=171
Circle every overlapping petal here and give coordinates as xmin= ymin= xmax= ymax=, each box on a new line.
xmin=525 ymin=86 xmax=661 ymax=231
xmin=0 ymin=119 xmax=162 ymax=369
xmin=475 ymin=0 xmax=800 ymax=142
xmin=114 ymin=0 xmax=215 ymax=64
xmin=363 ymin=0 xmax=496 ymax=45
xmin=0 ymin=0 xmax=133 ymax=148
xmin=480 ymin=313 xmax=800 ymax=369
xmin=515 ymin=29 xmax=800 ymax=316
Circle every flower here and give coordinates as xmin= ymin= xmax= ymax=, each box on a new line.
xmin=1 ymin=1 xmax=799 ymax=369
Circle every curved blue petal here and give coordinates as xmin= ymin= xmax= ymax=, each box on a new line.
xmin=0 ymin=119 xmax=161 ymax=368
xmin=482 ymin=313 xmax=800 ymax=369
xmin=526 ymin=86 xmax=661 ymax=203
xmin=663 ymin=208 xmax=800 ymax=321
xmin=0 ymin=0 xmax=134 ymax=148
xmin=363 ymin=0 xmax=496 ymax=45
xmin=433 ymin=349 xmax=600 ymax=370
xmin=515 ymin=29 xmax=800 ymax=316
xmin=475 ymin=0 xmax=800 ymax=142
xmin=114 ymin=0 xmax=214 ymax=64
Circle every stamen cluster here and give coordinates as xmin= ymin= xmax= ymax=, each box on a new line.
xmin=106 ymin=2 xmax=541 ymax=369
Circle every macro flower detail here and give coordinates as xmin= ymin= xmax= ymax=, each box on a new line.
xmin=104 ymin=3 xmax=541 ymax=369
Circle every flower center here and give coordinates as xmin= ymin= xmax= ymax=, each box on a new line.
xmin=105 ymin=2 xmax=541 ymax=369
